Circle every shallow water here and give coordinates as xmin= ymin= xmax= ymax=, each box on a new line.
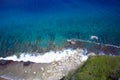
xmin=0 ymin=0 xmax=120 ymax=57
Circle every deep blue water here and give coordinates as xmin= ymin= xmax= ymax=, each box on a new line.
xmin=0 ymin=0 xmax=120 ymax=56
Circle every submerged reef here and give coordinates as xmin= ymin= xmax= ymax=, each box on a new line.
xmin=0 ymin=38 xmax=120 ymax=57
xmin=65 ymin=39 xmax=120 ymax=56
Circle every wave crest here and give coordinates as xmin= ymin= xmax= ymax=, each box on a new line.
xmin=0 ymin=48 xmax=88 ymax=63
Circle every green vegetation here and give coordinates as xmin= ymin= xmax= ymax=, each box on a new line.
xmin=62 ymin=56 xmax=120 ymax=80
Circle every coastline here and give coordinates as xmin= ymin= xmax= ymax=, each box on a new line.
xmin=0 ymin=40 xmax=119 ymax=80
xmin=0 ymin=48 xmax=87 ymax=80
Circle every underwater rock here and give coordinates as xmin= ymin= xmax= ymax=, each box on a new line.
xmin=65 ymin=39 xmax=120 ymax=56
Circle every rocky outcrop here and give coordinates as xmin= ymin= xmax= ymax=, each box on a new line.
xmin=42 ymin=49 xmax=87 ymax=80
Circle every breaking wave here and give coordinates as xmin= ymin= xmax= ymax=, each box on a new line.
xmin=0 ymin=48 xmax=88 ymax=63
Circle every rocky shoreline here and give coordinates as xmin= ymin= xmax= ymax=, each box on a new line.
xmin=0 ymin=40 xmax=119 ymax=80
xmin=0 ymin=49 xmax=88 ymax=80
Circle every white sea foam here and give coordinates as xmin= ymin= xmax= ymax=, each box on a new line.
xmin=0 ymin=49 xmax=88 ymax=63
xmin=90 ymin=35 xmax=99 ymax=40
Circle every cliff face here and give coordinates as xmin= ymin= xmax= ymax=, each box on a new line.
xmin=64 ymin=56 xmax=120 ymax=80
xmin=0 ymin=49 xmax=88 ymax=80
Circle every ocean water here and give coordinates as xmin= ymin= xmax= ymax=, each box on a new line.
xmin=0 ymin=0 xmax=120 ymax=57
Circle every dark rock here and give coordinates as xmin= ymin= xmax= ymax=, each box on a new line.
xmin=0 ymin=60 xmax=12 ymax=65
xmin=23 ymin=61 xmax=31 ymax=66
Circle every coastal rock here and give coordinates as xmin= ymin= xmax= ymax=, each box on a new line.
xmin=43 ymin=49 xmax=87 ymax=80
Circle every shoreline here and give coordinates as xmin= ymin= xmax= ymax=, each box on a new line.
xmin=0 ymin=39 xmax=119 ymax=80
xmin=0 ymin=49 xmax=88 ymax=80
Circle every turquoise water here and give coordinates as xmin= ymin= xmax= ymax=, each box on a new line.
xmin=0 ymin=0 xmax=120 ymax=56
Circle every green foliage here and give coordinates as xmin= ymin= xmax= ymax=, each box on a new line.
xmin=64 ymin=56 xmax=120 ymax=80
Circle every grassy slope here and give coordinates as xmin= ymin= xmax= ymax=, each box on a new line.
xmin=62 ymin=56 xmax=120 ymax=80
